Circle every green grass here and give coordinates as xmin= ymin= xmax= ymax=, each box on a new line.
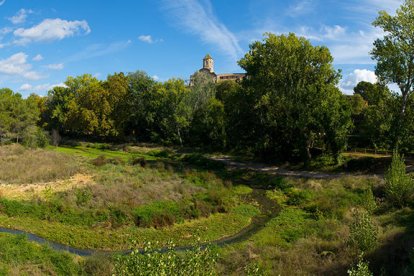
xmin=0 ymin=233 xmax=81 ymax=275
xmin=217 ymin=175 xmax=392 ymax=275
xmin=50 ymin=144 xmax=158 ymax=161
xmin=0 ymin=206 xmax=256 ymax=250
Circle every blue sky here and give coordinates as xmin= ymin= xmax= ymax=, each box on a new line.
xmin=0 ymin=0 xmax=403 ymax=96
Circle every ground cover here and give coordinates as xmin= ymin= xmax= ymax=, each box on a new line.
xmin=0 ymin=143 xmax=259 ymax=252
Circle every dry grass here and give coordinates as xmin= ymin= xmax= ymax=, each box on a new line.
xmin=0 ymin=144 xmax=79 ymax=184
xmin=0 ymin=174 xmax=94 ymax=200
xmin=75 ymin=164 xmax=205 ymax=209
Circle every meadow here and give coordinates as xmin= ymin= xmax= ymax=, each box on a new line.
xmin=0 ymin=142 xmax=413 ymax=275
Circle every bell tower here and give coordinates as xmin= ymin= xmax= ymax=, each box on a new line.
xmin=203 ymin=54 xmax=214 ymax=73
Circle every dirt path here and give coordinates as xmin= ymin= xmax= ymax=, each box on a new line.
xmin=211 ymin=156 xmax=377 ymax=179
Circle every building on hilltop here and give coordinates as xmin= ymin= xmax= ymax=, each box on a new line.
xmin=189 ymin=54 xmax=246 ymax=85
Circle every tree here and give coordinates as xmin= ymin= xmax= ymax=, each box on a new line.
xmin=384 ymin=150 xmax=414 ymax=207
xmin=187 ymin=71 xmax=225 ymax=148
xmin=350 ymin=82 xmax=395 ymax=149
xmin=0 ymin=88 xmax=39 ymax=143
xmin=372 ymin=0 xmax=414 ymax=146
xmin=238 ymin=33 xmax=352 ymax=165
xmin=46 ymin=75 xmax=116 ymax=138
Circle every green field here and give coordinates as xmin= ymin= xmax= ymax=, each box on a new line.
xmin=0 ymin=143 xmax=413 ymax=275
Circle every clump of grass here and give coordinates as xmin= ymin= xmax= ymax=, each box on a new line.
xmin=0 ymin=144 xmax=79 ymax=184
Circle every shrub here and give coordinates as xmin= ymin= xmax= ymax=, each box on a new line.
xmin=22 ymin=126 xmax=49 ymax=148
xmin=362 ymin=188 xmax=376 ymax=214
xmin=114 ymin=241 xmax=218 ymax=276
xmin=91 ymin=155 xmax=109 ymax=167
xmin=347 ymin=255 xmax=372 ymax=276
xmin=134 ymin=201 xmax=182 ymax=228
xmin=349 ymin=209 xmax=377 ymax=252
xmin=384 ymin=150 xmax=414 ymax=207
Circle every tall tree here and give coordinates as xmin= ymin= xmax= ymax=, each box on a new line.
xmin=239 ymin=33 xmax=351 ymax=164
xmin=372 ymin=0 xmax=414 ymax=146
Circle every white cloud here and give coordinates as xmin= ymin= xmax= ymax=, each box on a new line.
xmin=20 ymin=82 xmax=66 ymax=92
xmin=322 ymin=25 xmax=346 ymax=40
xmin=9 ymin=9 xmax=33 ymax=24
xmin=13 ymin=18 xmax=91 ymax=44
xmin=0 ymin=52 xmax=42 ymax=80
xmin=19 ymin=83 xmax=32 ymax=90
xmin=162 ymin=0 xmax=243 ymax=60
xmin=152 ymin=75 xmax=160 ymax=81
xmin=32 ymin=54 xmax=43 ymax=61
xmin=340 ymin=69 xmax=378 ymax=94
xmin=46 ymin=63 xmax=64 ymax=70
xmin=139 ymin=35 xmax=154 ymax=44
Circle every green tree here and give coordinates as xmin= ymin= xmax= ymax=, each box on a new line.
xmin=238 ymin=33 xmax=352 ymax=164
xmin=372 ymin=0 xmax=414 ymax=147
xmin=187 ymin=71 xmax=225 ymax=148
xmin=0 ymin=88 xmax=39 ymax=143
xmin=384 ymin=150 xmax=414 ymax=207
xmin=350 ymin=82 xmax=395 ymax=149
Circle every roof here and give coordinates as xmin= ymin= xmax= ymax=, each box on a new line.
xmin=203 ymin=54 xmax=212 ymax=60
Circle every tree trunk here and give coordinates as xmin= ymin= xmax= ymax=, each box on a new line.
xmin=394 ymin=89 xmax=410 ymax=148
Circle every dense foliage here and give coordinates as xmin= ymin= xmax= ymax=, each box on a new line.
xmin=3 ymin=1 xmax=414 ymax=161
xmin=238 ymin=33 xmax=351 ymax=163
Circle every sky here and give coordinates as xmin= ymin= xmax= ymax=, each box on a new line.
xmin=0 ymin=0 xmax=404 ymax=96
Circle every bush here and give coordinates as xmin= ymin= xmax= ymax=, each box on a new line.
xmin=114 ymin=241 xmax=218 ymax=276
xmin=91 ymin=155 xmax=109 ymax=167
xmin=22 ymin=126 xmax=49 ymax=148
xmin=347 ymin=255 xmax=372 ymax=276
xmin=349 ymin=209 xmax=377 ymax=252
xmin=384 ymin=150 xmax=414 ymax=207
xmin=134 ymin=201 xmax=182 ymax=228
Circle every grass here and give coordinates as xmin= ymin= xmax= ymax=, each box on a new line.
xmin=0 ymin=233 xmax=82 ymax=275
xmin=0 ymin=143 xmax=260 ymax=252
xmin=2 ymin=142 xmax=413 ymax=274
xmin=0 ymin=144 xmax=79 ymax=184
xmin=0 ymin=208 xmax=255 ymax=250
xmin=217 ymin=174 xmax=414 ymax=275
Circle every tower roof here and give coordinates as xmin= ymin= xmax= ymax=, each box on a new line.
xmin=203 ymin=54 xmax=212 ymax=60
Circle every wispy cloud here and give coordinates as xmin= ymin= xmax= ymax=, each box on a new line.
xmin=65 ymin=40 xmax=132 ymax=63
xmin=13 ymin=18 xmax=90 ymax=45
xmin=162 ymin=0 xmax=243 ymax=60
xmin=46 ymin=63 xmax=64 ymax=70
xmin=32 ymin=54 xmax=43 ymax=61
xmin=8 ymin=9 xmax=33 ymax=24
xmin=0 ymin=0 xmax=5 ymax=6
xmin=19 ymin=82 xmax=66 ymax=92
xmin=288 ymin=0 xmax=315 ymax=17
